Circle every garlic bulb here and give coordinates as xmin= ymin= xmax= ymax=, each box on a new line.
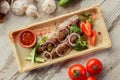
xmin=12 ymin=0 xmax=28 ymax=16
xmin=34 ymin=0 xmax=40 ymax=3
xmin=0 ymin=1 xmax=10 ymax=14
xmin=42 ymin=0 xmax=56 ymax=14
xmin=27 ymin=0 xmax=34 ymax=3
xmin=27 ymin=0 xmax=39 ymax=3
xmin=26 ymin=4 xmax=39 ymax=18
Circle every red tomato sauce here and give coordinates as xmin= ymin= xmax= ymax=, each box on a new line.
xmin=20 ymin=31 xmax=35 ymax=45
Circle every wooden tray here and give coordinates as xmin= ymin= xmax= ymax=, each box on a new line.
xmin=8 ymin=5 xmax=111 ymax=73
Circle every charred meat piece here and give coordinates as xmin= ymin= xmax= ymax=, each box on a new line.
xmin=68 ymin=33 xmax=80 ymax=46
xmin=45 ymin=41 xmax=55 ymax=52
xmin=56 ymin=42 xmax=71 ymax=56
xmin=51 ymin=48 xmax=58 ymax=58
xmin=45 ymin=53 xmax=51 ymax=59
xmin=49 ymin=32 xmax=60 ymax=44
xmin=37 ymin=45 xmax=47 ymax=54
xmin=70 ymin=34 xmax=79 ymax=43
xmin=43 ymin=51 xmax=52 ymax=61
xmin=51 ymin=37 xmax=59 ymax=44
xmin=57 ymin=28 xmax=68 ymax=41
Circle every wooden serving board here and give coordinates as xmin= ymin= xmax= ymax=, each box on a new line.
xmin=8 ymin=5 xmax=111 ymax=73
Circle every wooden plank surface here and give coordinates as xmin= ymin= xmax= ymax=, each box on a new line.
xmin=0 ymin=0 xmax=120 ymax=80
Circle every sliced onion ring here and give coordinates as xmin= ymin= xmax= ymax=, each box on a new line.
xmin=68 ymin=33 xmax=80 ymax=46
xmin=57 ymin=27 xmax=69 ymax=34
xmin=56 ymin=43 xmax=71 ymax=57
xmin=42 ymin=51 xmax=52 ymax=61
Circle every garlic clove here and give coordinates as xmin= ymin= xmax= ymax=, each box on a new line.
xmin=34 ymin=0 xmax=40 ymax=3
xmin=27 ymin=0 xmax=40 ymax=3
xmin=27 ymin=0 xmax=34 ymax=3
xmin=0 ymin=1 xmax=10 ymax=14
xmin=12 ymin=0 xmax=28 ymax=16
xmin=26 ymin=4 xmax=39 ymax=18
xmin=41 ymin=0 xmax=56 ymax=14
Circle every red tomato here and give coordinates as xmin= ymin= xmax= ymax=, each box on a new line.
xmin=89 ymin=30 xmax=96 ymax=46
xmin=68 ymin=64 xmax=86 ymax=80
xmin=86 ymin=58 xmax=103 ymax=75
xmin=80 ymin=20 xmax=93 ymax=36
xmin=86 ymin=76 xmax=97 ymax=80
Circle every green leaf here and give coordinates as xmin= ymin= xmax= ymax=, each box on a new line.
xmin=70 ymin=24 xmax=81 ymax=34
xmin=74 ymin=35 xmax=88 ymax=51
xmin=88 ymin=17 xmax=93 ymax=23
xmin=48 ymin=46 xmax=53 ymax=51
xmin=39 ymin=36 xmax=48 ymax=46
xmin=79 ymin=15 xmax=86 ymax=21
xmin=79 ymin=13 xmax=92 ymax=22
xmin=82 ymin=13 xmax=91 ymax=19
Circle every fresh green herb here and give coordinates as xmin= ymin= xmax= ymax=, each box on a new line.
xmin=88 ymin=17 xmax=93 ymax=23
xmin=79 ymin=40 xmax=88 ymax=47
xmin=79 ymin=15 xmax=86 ymax=21
xmin=70 ymin=24 xmax=81 ymax=34
xmin=59 ymin=0 xmax=74 ymax=7
xmin=74 ymin=35 xmax=88 ymax=51
xmin=25 ymin=55 xmax=45 ymax=63
xmin=79 ymin=13 xmax=92 ymax=21
xmin=39 ymin=36 xmax=48 ymax=46
xmin=48 ymin=46 xmax=53 ymax=51
xmin=82 ymin=13 xmax=91 ymax=19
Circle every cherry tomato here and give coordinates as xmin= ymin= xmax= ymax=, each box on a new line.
xmin=86 ymin=76 xmax=97 ymax=80
xmin=80 ymin=20 xmax=92 ymax=36
xmin=89 ymin=30 xmax=96 ymax=46
xmin=68 ymin=64 xmax=86 ymax=80
xmin=86 ymin=58 xmax=103 ymax=75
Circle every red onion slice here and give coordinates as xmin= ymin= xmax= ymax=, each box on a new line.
xmin=68 ymin=33 xmax=80 ymax=47
xmin=57 ymin=15 xmax=79 ymax=29
xmin=42 ymin=51 xmax=52 ymax=61
xmin=57 ymin=27 xmax=69 ymax=33
xmin=56 ymin=43 xmax=71 ymax=57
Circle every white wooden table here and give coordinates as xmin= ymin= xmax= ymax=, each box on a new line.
xmin=0 ymin=0 xmax=120 ymax=80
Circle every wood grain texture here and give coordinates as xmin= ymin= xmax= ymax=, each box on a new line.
xmin=0 ymin=0 xmax=120 ymax=80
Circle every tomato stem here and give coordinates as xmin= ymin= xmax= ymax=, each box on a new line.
xmin=93 ymin=65 xmax=99 ymax=70
xmin=73 ymin=70 xmax=80 ymax=77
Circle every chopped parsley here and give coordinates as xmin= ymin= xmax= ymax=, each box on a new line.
xmin=70 ymin=24 xmax=81 ymax=34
